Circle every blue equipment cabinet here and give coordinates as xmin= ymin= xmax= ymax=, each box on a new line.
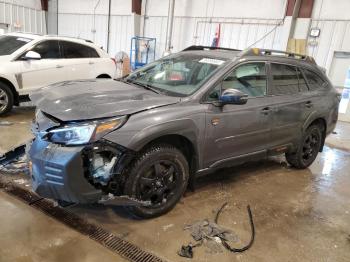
xmin=130 ymin=36 xmax=156 ymax=71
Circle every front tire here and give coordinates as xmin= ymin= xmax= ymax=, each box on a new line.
xmin=124 ymin=144 xmax=189 ymax=218
xmin=0 ymin=83 xmax=14 ymax=116
xmin=286 ymin=124 xmax=323 ymax=169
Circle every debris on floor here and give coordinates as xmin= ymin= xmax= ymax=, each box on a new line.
xmin=162 ymin=224 xmax=175 ymax=231
xmin=98 ymin=193 xmax=152 ymax=207
xmin=178 ymin=202 xmax=255 ymax=258
xmin=178 ymin=241 xmax=203 ymax=258
xmin=0 ymin=155 xmax=29 ymax=174
xmin=184 ymin=218 xmax=238 ymax=242
xmin=0 ymin=144 xmax=29 ymax=174
xmin=0 ymin=121 xmax=13 ymax=126
xmin=13 ymin=178 xmax=29 ymax=186
xmin=178 ymin=244 xmax=194 ymax=258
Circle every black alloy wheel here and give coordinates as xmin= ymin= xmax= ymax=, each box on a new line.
xmin=137 ymin=160 xmax=181 ymax=206
xmin=124 ymin=144 xmax=189 ymax=218
xmin=301 ymin=129 xmax=320 ymax=164
xmin=286 ymin=124 xmax=323 ymax=169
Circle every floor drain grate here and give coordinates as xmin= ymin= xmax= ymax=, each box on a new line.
xmin=0 ymin=180 xmax=167 ymax=262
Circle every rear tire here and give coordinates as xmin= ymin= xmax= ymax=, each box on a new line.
xmin=286 ymin=124 xmax=323 ymax=169
xmin=0 ymin=82 xmax=14 ymax=116
xmin=123 ymin=144 xmax=189 ymax=218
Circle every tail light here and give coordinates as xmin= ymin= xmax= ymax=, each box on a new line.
xmin=111 ymin=58 xmax=116 ymax=65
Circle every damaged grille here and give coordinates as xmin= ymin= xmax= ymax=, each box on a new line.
xmin=0 ymin=180 xmax=167 ymax=262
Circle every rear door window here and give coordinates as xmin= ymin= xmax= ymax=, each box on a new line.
xmin=60 ymin=41 xmax=99 ymax=58
xmin=302 ymin=69 xmax=327 ymax=91
xmin=30 ymin=40 xmax=60 ymax=59
xmin=270 ymin=63 xmax=299 ymax=95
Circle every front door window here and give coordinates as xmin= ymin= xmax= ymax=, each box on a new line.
xmin=207 ymin=62 xmax=267 ymax=101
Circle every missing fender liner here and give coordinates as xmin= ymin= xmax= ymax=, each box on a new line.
xmin=0 ymin=179 xmax=167 ymax=262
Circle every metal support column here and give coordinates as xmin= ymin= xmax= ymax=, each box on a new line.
xmin=164 ymin=0 xmax=175 ymax=56
xmin=106 ymin=0 xmax=112 ymax=53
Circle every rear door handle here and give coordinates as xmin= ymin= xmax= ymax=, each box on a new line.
xmin=56 ymin=65 xmax=63 ymax=68
xmin=261 ymin=107 xmax=271 ymax=115
xmin=89 ymin=61 xmax=94 ymax=65
xmin=305 ymin=101 xmax=313 ymax=108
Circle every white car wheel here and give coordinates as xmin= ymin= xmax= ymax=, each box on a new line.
xmin=0 ymin=84 xmax=14 ymax=116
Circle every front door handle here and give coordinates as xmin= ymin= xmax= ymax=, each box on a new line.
xmin=56 ymin=65 xmax=63 ymax=68
xmin=261 ymin=107 xmax=271 ymax=115
xmin=305 ymin=101 xmax=313 ymax=108
xmin=89 ymin=61 xmax=94 ymax=65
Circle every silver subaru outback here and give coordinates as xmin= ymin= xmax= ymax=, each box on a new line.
xmin=29 ymin=46 xmax=340 ymax=218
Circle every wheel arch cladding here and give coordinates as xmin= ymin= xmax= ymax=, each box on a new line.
xmin=139 ymin=134 xmax=198 ymax=173
xmin=0 ymin=77 xmax=19 ymax=106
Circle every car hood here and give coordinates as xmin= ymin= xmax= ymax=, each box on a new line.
xmin=30 ymin=79 xmax=180 ymax=122
xmin=0 ymin=55 xmax=12 ymax=62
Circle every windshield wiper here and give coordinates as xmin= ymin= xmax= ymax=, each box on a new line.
xmin=124 ymin=79 xmax=161 ymax=95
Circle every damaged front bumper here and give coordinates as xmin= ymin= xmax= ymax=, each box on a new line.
xmin=29 ymin=135 xmax=137 ymax=205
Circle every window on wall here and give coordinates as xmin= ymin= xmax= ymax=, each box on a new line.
xmin=303 ymin=69 xmax=327 ymax=91
xmin=61 ymin=41 xmax=99 ymax=59
xmin=221 ymin=62 xmax=267 ymax=97
xmin=31 ymin=40 xmax=60 ymax=59
xmin=271 ymin=63 xmax=299 ymax=95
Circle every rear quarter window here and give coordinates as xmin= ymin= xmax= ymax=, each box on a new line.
xmin=302 ymin=69 xmax=328 ymax=91
xmin=270 ymin=63 xmax=299 ymax=95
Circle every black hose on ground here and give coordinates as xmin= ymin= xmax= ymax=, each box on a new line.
xmin=220 ymin=205 xmax=255 ymax=253
xmin=214 ymin=202 xmax=228 ymax=224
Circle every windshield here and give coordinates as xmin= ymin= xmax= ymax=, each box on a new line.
xmin=0 ymin=35 xmax=33 ymax=56
xmin=125 ymin=54 xmax=228 ymax=97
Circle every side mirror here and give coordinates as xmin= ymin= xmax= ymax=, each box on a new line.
xmin=23 ymin=51 xmax=41 ymax=60
xmin=219 ymin=88 xmax=248 ymax=105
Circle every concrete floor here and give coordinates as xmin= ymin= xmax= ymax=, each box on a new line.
xmin=0 ymin=106 xmax=34 ymax=155
xmin=1 ymin=107 xmax=350 ymax=262
xmin=0 ymin=191 xmax=126 ymax=262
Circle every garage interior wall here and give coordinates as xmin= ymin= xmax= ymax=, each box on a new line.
xmin=54 ymin=0 xmax=290 ymax=58
xmin=56 ymin=0 xmax=133 ymax=57
xmin=143 ymin=0 xmax=290 ymax=58
xmin=0 ymin=0 xmax=46 ymax=34
xmin=306 ymin=0 xmax=350 ymax=72
xmin=52 ymin=0 xmax=350 ymax=73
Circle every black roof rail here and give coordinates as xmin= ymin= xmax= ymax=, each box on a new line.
xmin=183 ymin=45 xmax=241 ymax=52
xmin=242 ymin=48 xmax=316 ymax=64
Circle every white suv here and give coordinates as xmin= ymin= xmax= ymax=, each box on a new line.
xmin=0 ymin=32 xmax=117 ymax=115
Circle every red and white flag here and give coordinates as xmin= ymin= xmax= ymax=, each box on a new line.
xmin=211 ymin=24 xmax=221 ymax=47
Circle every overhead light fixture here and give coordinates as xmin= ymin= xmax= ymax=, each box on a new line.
xmin=310 ymin=28 xmax=321 ymax=37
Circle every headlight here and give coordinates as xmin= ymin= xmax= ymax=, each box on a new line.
xmin=48 ymin=116 xmax=127 ymax=145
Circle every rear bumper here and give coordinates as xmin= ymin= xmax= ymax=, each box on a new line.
xmin=29 ymin=136 xmax=103 ymax=204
